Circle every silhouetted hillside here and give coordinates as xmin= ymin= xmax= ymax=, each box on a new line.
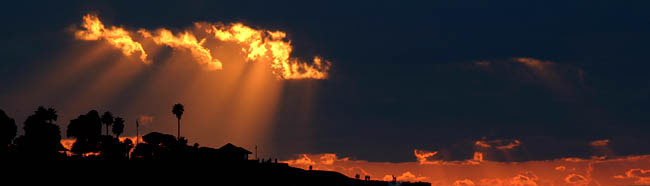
xmin=1 ymin=106 xmax=431 ymax=186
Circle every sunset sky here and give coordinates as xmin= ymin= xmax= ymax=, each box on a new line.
xmin=2 ymin=1 xmax=650 ymax=185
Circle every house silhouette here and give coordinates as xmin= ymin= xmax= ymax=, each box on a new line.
xmin=218 ymin=143 xmax=252 ymax=160
xmin=195 ymin=143 xmax=252 ymax=161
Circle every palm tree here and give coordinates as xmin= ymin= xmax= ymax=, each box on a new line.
xmin=22 ymin=106 xmax=63 ymax=157
xmin=101 ymin=112 xmax=114 ymax=136
xmin=172 ymin=103 xmax=184 ymax=140
xmin=112 ymin=117 xmax=125 ymax=138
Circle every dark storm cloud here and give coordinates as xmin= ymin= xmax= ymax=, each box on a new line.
xmin=2 ymin=0 xmax=650 ymax=162
xmin=273 ymin=57 xmax=650 ymax=162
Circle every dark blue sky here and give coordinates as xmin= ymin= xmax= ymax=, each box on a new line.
xmin=2 ymin=0 xmax=650 ymax=162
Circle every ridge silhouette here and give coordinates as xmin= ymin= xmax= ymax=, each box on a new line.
xmin=1 ymin=106 xmax=430 ymax=186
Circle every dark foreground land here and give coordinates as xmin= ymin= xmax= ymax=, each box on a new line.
xmin=217 ymin=162 xmax=431 ymax=186
xmin=6 ymin=160 xmax=431 ymax=186
xmin=2 ymin=107 xmax=430 ymax=185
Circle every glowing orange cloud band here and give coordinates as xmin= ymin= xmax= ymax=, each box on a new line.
xmin=76 ymin=15 xmax=149 ymax=63
xmin=204 ymin=23 xmax=329 ymax=79
xmin=284 ymin=152 xmax=650 ymax=186
xmin=75 ymin=14 xmax=330 ymax=79
xmin=139 ymin=29 xmax=223 ymax=70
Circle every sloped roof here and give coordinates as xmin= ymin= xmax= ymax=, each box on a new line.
xmin=219 ymin=143 xmax=252 ymax=154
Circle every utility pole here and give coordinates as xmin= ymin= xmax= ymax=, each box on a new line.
xmin=136 ymin=119 xmax=139 ymax=144
xmin=255 ymin=145 xmax=258 ymax=160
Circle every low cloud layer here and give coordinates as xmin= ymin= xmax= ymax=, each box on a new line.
xmin=285 ymin=152 xmax=650 ymax=186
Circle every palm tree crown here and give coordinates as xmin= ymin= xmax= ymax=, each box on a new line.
xmin=112 ymin=117 xmax=125 ymax=138
xmin=172 ymin=103 xmax=184 ymax=140
xmin=35 ymin=106 xmax=57 ymax=123
xmin=101 ymin=112 xmax=114 ymax=136
xmin=172 ymin=104 xmax=184 ymax=120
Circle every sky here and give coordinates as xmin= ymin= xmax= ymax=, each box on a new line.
xmin=2 ymin=1 xmax=650 ymax=185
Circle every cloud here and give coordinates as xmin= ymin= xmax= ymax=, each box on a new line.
xmin=414 ymin=149 xmax=438 ymax=164
xmin=470 ymin=57 xmax=587 ymax=98
xmin=383 ymin=172 xmax=429 ymax=182
xmin=513 ymin=57 xmax=555 ymax=73
xmin=477 ymin=178 xmax=503 ymax=186
xmin=74 ymin=14 xmax=330 ymax=79
xmin=471 ymin=152 xmax=483 ymax=163
xmin=60 ymin=138 xmax=75 ymax=151
xmin=284 ymin=153 xmax=371 ymax=177
xmin=139 ymin=28 xmax=222 ymax=70
xmin=204 ymin=23 xmax=330 ymax=79
xmin=475 ymin=139 xmax=521 ymax=150
xmin=452 ymin=179 xmax=475 ymax=186
xmin=507 ymin=171 xmax=539 ymax=186
xmin=60 ymin=136 xmax=137 ymax=156
xmin=137 ymin=115 xmax=154 ymax=125
xmin=589 ymin=139 xmax=610 ymax=147
xmin=320 ymin=153 xmax=349 ymax=165
xmin=75 ymin=14 xmax=149 ymax=63
xmin=564 ymin=174 xmax=590 ymax=186
xmin=282 ymin=151 xmax=650 ymax=186
xmin=283 ymin=154 xmax=316 ymax=166
xmin=614 ymin=168 xmax=650 ymax=185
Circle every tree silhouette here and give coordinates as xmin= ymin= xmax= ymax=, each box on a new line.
xmin=122 ymin=138 xmax=134 ymax=158
xmin=1 ymin=109 xmax=17 ymax=150
xmin=34 ymin=107 xmax=57 ymax=123
xmin=133 ymin=132 xmax=180 ymax=159
xmin=67 ymin=110 xmax=102 ymax=155
xmin=101 ymin=112 xmax=114 ymax=136
xmin=16 ymin=106 xmax=64 ymax=158
xmin=172 ymin=103 xmax=184 ymax=140
xmin=112 ymin=117 xmax=124 ymax=138
xmin=98 ymin=134 xmax=132 ymax=160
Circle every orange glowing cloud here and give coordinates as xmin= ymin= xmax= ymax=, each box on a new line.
xmin=589 ymin=139 xmax=610 ymax=147
xmin=284 ymin=153 xmax=371 ymax=178
xmin=61 ymin=136 xmax=136 ymax=151
xmin=507 ymin=171 xmax=539 ymax=186
xmin=75 ymin=14 xmax=330 ymax=79
xmin=60 ymin=138 xmax=75 ymax=151
xmin=565 ymin=173 xmax=590 ymax=186
xmin=117 ymin=136 xmax=138 ymax=143
xmin=513 ymin=57 xmax=553 ymax=72
xmin=382 ymin=172 xmax=429 ymax=182
xmin=496 ymin=140 xmax=521 ymax=150
xmin=139 ymin=29 xmax=222 ymax=70
xmin=137 ymin=115 xmax=154 ymax=125
xmin=283 ymin=152 xmax=650 ymax=186
xmin=471 ymin=152 xmax=484 ymax=163
xmin=414 ymin=149 xmax=438 ymax=164
xmin=205 ymin=23 xmax=330 ymax=79
xmin=615 ymin=168 xmax=650 ymax=185
xmin=320 ymin=153 xmax=347 ymax=165
xmin=474 ymin=140 xmax=491 ymax=148
xmin=452 ymin=179 xmax=475 ymax=186
xmin=475 ymin=139 xmax=521 ymax=150
xmin=75 ymin=14 xmax=149 ymax=63
xmin=284 ymin=154 xmax=316 ymax=166
xmin=61 ymin=136 xmax=136 ymax=157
